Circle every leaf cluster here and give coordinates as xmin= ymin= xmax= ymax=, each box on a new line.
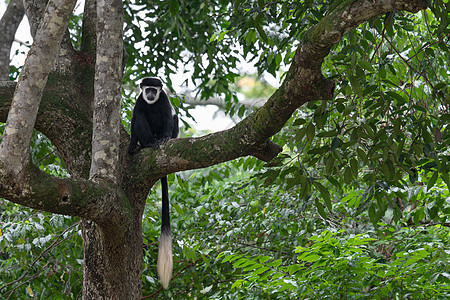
xmin=0 ymin=201 xmax=81 ymax=299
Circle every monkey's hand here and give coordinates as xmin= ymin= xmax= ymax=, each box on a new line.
xmin=159 ymin=137 xmax=171 ymax=144
xmin=140 ymin=141 xmax=159 ymax=150
xmin=150 ymin=142 xmax=159 ymax=150
xmin=155 ymin=137 xmax=171 ymax=148
xmin=128 ymin=143 xmax=140 ymax=154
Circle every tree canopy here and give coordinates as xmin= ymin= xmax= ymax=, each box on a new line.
xmin=1 ymin=0 xmax=450 ymax=299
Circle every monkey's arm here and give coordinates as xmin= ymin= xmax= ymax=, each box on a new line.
xmin=133 ymin=111 xmax=158 ymax=150
xmin=160 ymin=106 xmax=175 ymax=143
xmin=171 ymin=114 xmax=179 ymax=139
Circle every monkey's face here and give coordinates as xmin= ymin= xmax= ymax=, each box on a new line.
xmin=142 ymin=86 xmax=161 ymax=104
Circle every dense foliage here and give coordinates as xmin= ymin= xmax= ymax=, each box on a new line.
xmin=1 ymin=0 xmax=450 ymax=298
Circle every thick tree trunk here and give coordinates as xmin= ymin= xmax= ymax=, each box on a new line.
xmin=81 ymin=218 xmax=143 ymax=299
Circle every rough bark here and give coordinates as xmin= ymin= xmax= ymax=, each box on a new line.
xmin=0 ymin=0 xmax=77 ymax=176
xmin=81 ymin=210 xmax=143 ymax=299
xmin=81 ymin=0 xmax=142 ymax=298
xmin=0 ymin=0 xmax=25 ymax=80
xmin=90 ymin=0 xmax=123 ymax=182
xmin=23 ymin=0 xmax=47 ymax=38
xmin=23 ymin=0 xmax=77 ymax=72
xmin=0 ymin=0 xmax=428 ymax=298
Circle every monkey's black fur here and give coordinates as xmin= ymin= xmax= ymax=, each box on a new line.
xmin=128 ymin=77 xmax=179 ymax=153
xmin=128 ymin=77 xmax=178 ymax=289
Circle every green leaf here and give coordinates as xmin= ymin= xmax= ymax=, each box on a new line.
xmin=435 ymin=82 xmax=446 ymax=90
xmin=317 ymin=130 xmax=338 ymax=137
xmin=368 ymin=205 xmax=379 ymax=224
xmin=308 ymin=146 xmax=329 ymax=155
xmin=385 ymin=91 xmax=406 ymax=106
xmin=325 ymin=155 xmax=335 ymax=174
xmin=230 ymin=280 xmax=243 ymax=289
xmin=358 ymin=60 xmax=375 ymax=72
xmin=173 ymin=203 xmax=184 ymax=216
xmin=342 ymin=105 xmax=355 ymax=116
xmin=440 ymin=113 xmax=450 ymax=122
xmin=348 ymin=75 xmax=363 ymax=100
xmin=275 ymin=54 xmax=282 ymax=67
xmin=413 ymin=207 xmax=425 ymax=224
xmin=288 ymin=265 xmax=300 ymax=275
xmin=441 ymin=170 xmax=450 ymax=190
xmin=306 ymin=122 xmax=315 ymax=142
xmin=259 ymin=256 xmax=271 ymax=263
xmin=256 ymin=25 xmax=269 ymax=43
xmin=315 ymin=198 xmax=327 ymax=219
xmin=413 ymin=104 xmax=426 ymax=112
xmin=313 ymin=181 xmax=332 ymax=211
xmin=350 ymin=158 xmax=358 ymax=177
xmin=331 ymin=137 xmax=342 ymax=151
xmin=169 ymin=0 xmax=179 ymax=16
xmin=356 ymin=148 xmax=369 ymax=165
xmin=218 ymin=31 xmax=227 ymax=41
xmin=293 ymin=118 xmax=307 ymax=126
xmin=245 ymin=29 xmax=256 ymax=45
xmin=301 ymin=253 xmax=321 ymax=263
xmin=344 ymin=167 xmax=353 ymax=184
xmin=252 ymin=266 xmax=270 ymax=275
xmin=326 ymin=175 xmax=341 ymax=190
xmin=270 ymin=259 xmax=282 ymax=268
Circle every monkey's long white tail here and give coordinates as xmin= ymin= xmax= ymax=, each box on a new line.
xmin=157 ymin=230 xmax=173 ymax=289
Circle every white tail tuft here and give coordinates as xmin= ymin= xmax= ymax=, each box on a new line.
xmin=157 ymin=231 xmax=173 ymax=289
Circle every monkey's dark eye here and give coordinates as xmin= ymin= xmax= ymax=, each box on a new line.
xmin=145 ymin=87 xmax=157 ymax=94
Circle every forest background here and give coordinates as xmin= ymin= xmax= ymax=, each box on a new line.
xmin=0 ymin=0 xmax=450 ymax=299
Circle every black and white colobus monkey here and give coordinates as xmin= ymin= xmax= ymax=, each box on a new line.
xmin=128 ymin=77 xmax=179 ymax=153
xmin=128 ymin=77 xmax=179 ymax=289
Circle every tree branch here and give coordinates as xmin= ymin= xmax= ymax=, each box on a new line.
xmin=81 ymin=0 xmax=97 ymax=55
xmin=131 ymin=0 xmax=428 ymax=180
xmin=0 ymin=0 xmax=25 ymax=80
xmin=0 ymin=81 xmax=93 ymax=177
xmin=23 ymin=0 xmax=46 ymax=38
xmin=0 ymin=0 xmax=77 ymax=176
xmin=0 ymin=0 xmax=429 ymax=223
xmin=0 ymin=162 xmax=113 ymax=220
xmin=89 ymin=0 xmax=123 ymax=183
xmin=182 ymin=94 xmax=266 ymax=109
xmin=0 ymin=0 xmax=110 ymax=220
xmin=23 ymin=0 xmax=77 ymax=72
